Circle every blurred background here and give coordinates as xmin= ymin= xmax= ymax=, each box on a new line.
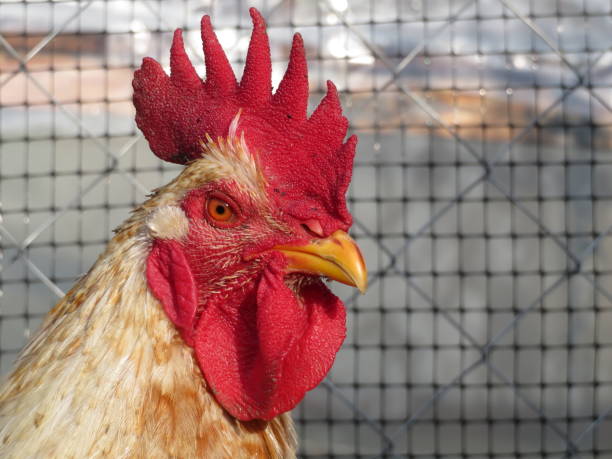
xmin=1 ymin=0 xmax=612 ymax=457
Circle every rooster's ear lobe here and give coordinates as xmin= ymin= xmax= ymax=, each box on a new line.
xmin=147 ymin=239 xmax=197 ymax=345
xmin=146 ymin=206 xmax=189 ymax=240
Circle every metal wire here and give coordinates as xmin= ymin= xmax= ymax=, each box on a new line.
xmin=1 ymin=0 xmax=611 ymax=457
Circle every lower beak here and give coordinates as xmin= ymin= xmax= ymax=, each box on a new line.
xmin=274 ymin=230 xmax=368 ymax=294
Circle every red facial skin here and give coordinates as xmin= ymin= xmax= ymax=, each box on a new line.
xmin=146 ymin=181 xmax=347 ymax=421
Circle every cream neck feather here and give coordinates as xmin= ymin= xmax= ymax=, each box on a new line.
xmin=0 ymin=201 xmax=296 ymax=458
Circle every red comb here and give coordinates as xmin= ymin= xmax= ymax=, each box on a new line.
xmin=133 ymin=8 xmax=356 ymax=230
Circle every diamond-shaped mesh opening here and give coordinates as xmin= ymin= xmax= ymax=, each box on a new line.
xmin=2 ymin=1 xmax=612 ymax=457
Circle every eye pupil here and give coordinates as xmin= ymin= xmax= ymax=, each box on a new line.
xmin=207 ymin=196 xmax=235 ymax=223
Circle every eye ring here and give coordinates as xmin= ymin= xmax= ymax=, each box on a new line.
xmin=205 ymin=193 xmax=240 ymax=226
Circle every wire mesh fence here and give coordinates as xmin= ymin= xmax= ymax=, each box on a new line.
xmin=1 ymin=0 xmax=612 ymax=457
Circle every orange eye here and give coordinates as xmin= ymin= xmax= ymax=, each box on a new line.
xmin=207 ymin=197 xmax=234 ymax=222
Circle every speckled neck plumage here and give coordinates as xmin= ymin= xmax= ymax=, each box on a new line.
xmin=0 ymin=189 xmax=296 ymax=458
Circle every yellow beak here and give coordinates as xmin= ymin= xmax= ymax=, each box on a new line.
xmin=274 ymin=230 xmax=368 ymax=294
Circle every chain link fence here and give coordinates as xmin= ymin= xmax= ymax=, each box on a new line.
xmin=2 ymin=0 xmax=612 ymax=457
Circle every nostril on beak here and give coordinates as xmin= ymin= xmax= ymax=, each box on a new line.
xmin=301 ymin=219 xmax=324 ymax=238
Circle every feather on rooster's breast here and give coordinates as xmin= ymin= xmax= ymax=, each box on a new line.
xmin=0 ymin=7 xmax=366 ymax=458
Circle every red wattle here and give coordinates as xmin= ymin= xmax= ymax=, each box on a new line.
xmin=193 ymin=256 xmax=346 ymax=421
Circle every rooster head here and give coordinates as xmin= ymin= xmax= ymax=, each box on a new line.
xmin=132 ymin=8 xmax=366 ymax=421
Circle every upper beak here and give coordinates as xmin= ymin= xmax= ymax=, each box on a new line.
xmin=273 ymin=230 xmax=368 ymax=294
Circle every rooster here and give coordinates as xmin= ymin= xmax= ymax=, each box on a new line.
xmin=0 ymin=8 xmax=366 ymax=458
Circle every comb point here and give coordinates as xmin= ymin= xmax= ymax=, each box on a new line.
xmin=272 ymin=33 xmax=308 ymax=121
xmin=201 ymin=15 xmax=237 ymax=95
xmin=170 ymin=29 xmax=201 ymax=89
xmin=240 ymin=6 xmax=271 ymax=103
